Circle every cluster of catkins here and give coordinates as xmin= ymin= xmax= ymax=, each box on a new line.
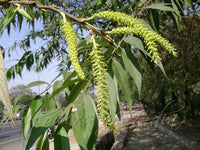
xmin=88 ymin=11 xmax=177 ymax=64
xmin=60 ymin=12 xmax=116 ymax=130
xmin=60 ymin=11 xmax=177 ymax=131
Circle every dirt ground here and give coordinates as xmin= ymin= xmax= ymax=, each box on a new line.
xmin=123 ymin=125 xmax=189 ymax=150
xmin=121 ymin=109 xmax=200 ymax=150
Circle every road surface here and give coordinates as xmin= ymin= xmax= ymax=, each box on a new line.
xmin=0 ymin=120 xmax=24 ymax=150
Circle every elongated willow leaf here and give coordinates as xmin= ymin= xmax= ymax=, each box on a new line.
xmin=25 ymin=108 xmax=61 ymax=150
xmin=112 ymin=59 xmax=133 ymax=112
xmin=121 ymin=49 xmax=142 ymax=97
xmin=54 ymin=126 xmax=70 ymax=150
xmin=146 ymin=3 xmax=178 ymax=12
xmin=24 ymin=81 xmax=48 ymax=91
xmin=17 ymin=6 xmax=33 ymax=21
xmin=93 ymin=0 xmax=107 ymax=13
xmin=107 ymin=73 xmax=121 ymax=121
xmin=0 ymin=49 xmax=15 ymax=125
xmin=123 ymin=35 xmax=166 ymax=76
xmin=0 ymin=8 xmax=17 ymax=35
xmin=72 ymin=93 xmax=98 ymax=150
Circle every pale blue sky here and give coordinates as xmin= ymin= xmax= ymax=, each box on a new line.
xmin=0 ymin=20 xmax=62 ymax=94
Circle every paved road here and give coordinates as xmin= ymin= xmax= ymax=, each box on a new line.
xmin=0 ymin=120 xmax=24 ymax=150
xmin=0 ymin=121 xmax=77 ymax=150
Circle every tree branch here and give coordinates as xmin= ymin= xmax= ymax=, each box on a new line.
xmin=0 ymin=0 xmax=115 ymax=47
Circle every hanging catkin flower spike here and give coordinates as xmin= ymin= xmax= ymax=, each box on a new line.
xmin=107 ymin=27 xmax=161 ymax=64
xmin=90 ymin=34 xmax=116 ymax=131
xmin=60 ymin=12 xmax=85 ymax=79
xmin=88 ymin=11 xmax=177 ymax=64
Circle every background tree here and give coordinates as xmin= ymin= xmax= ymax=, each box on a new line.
xmin=9 ymin=84 xmax=37 ymax=104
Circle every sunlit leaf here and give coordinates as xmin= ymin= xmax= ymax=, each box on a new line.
xmin=122 ymin=49 xmax=142 ymax=96
xmin=44 ymin=93 xmax=56 ymax=111
xmin=22 ymin=106 xmax=32 ymax=141
xmin=17 ymin=7 xmax=33 ymax=21
xmin=24 ymin=81 xmax=48 ymax=91
xmin=72 ymin=93 xmax=98 ymax=150
xmin=107 ymin=73 xmax=120 ymax=121
xmin=66 ymin=80 xmax=88 ymax=105
xmin=123 ymin=35 xmax=166 ymax=76
xmin=42 ymin=137 xmax=49 ymax=150
xmin=146 ymin=3 xmax=177 ymax=12
xmin=0 ymin=8 xmax=17 ymax=35
xmin=54 ymin=126 xmax=70 ymax=150
xmin=25 ymin=109 xmax=61 ymax=150
xmin=30 ymin=98 xmax=43 ymax=125
xmin=123 ymin=35 xmax=145 ymax=51
xmin=36 ymin=133 xmax=45 ymax=150
xmin=112 ymin=59 xmax=133 ymax=111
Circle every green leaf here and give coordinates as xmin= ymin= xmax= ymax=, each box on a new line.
xmin=22 ymin=97 xmax=43 ymax=141
xmin=93 ymin=0 xmax=107 ymax=12
xmin=36 ymin=134 xmax=45 ymax=150
xmin=122 ymin=49 xmax=142 ymax=96
xmin=146 ymin=3 xmax=177 ymax=12
xmin=26 ymin=109 xmax=61 ymax=150
xmin=123 ymin=36 xmax=166 ymax=76
xmin=138 ymin=0 xmax=146 ymax=7
xmin=72 ymin=94 xmax=98 ymax=150
xmin=6 ymin=66 xmax=15 ymax=79
xmin=44 ymin=93 xmax=56 ymax=111
xmin=13 ymin=95 xmax=30 ymax=106
xmin=42 ymin=137 xmax=49 ymax=150
xmin=146 ymin=3 xmax=175 ymax=11
xmin=17 ymin=7 xmax=33 ymax=21
xmin=0 ymin=49 xmax=15 ymax=124
xmin=123 ymin=35 xmax=145 ymax=51
xmin=66 ymin=80 xmax=88 ymax=106
xmin=54 ymin=126 xmax=70 ymax=150
xmin=24 ymin=81 xmax=48 ymax=91
xmin=184 ymin=0 xmax=192 ymax=8
xmin=52 ymin=79 xmax=80 ymax=98
xmin=112 ymin=59 xmax=133 ymax=111
xmin=22 ymin=106 xmax=32 ymax=141
xmin=157 ymin=60 xmax=167 ymax=77
xmin=30 ymin=98 xmax=43 ymax=126
xmin=26 ymin=53 xmax=34 ymax=71
xmin=0 ymin=8 xmax=17 ymax=35
xmin=15 ymin=64 xmax=23 ymax=76
xmin=107 ymin=74 xmax=120 ymax=121
xmin=150 ymin=9 xmax=160 ymax=32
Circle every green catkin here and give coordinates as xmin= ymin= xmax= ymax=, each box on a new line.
xmin=107 ymin=27 xmax=161 ymax=64
xmin=88 ymin=11 xmax=177 ymax=64
xmin=60 ymin=14 xmax=85 ymax=79
xmin=90 ymin=44 xmax=116 ymax=131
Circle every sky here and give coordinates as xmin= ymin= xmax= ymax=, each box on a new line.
xmin=0 ymin=20 xmax=62 ymax=94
